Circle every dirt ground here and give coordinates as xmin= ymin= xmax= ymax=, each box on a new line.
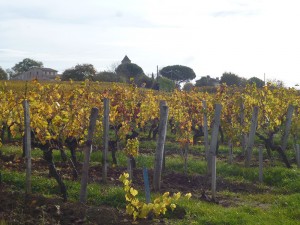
xmin=0 ymin=183 xmax=164 ymax=225
xmin=0 ymin=151 xmax=270 ymax=224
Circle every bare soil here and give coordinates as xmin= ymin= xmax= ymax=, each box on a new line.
xmin=0 ymin=183 xmax=163 ymax=225
xmin=0 ymin=151 xmax=271 ymax=224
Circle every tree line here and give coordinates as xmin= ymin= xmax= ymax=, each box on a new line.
xmin=1 ymin=58 xmax=281 ymax=90
xmin=193 ymin=73 xmax=265 ymax=88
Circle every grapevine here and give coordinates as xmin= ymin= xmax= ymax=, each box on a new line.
xmin=119 ymin=172 xmax=192 ymax=221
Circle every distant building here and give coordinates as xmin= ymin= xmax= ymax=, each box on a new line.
xmin=12 ymin=67 xmax=58 ymax=80
xmin=196 ymin=75 xmax=220 ymax=87
xmin=121 ymin=55 xmax=131 ymax=64
xmin=209 ymin=76 xmax=220 ymax=87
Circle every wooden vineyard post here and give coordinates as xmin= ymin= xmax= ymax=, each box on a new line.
xmin=143 ymin=167 xmax=151 ymax=204
xmin=245 ymin=106 xmax=259 ymax=167
xmin=208 ymin=104 xmax=222 ymax=201
xmin=281 ymin=104 xmax=294 ymax=152
xmin=228 ymin=141 xmax=233 ymax=164
xmin=127 ymin=157 xmax=133 ymax=181
xmin=293 ymin=108 xmax=299 ymax=145
xmin=207 ymin=104 xmax=222 ymax=175
xmin=296 ymin=144 xmax=300 ymax=168
xmin=23 ymin=100 xmax=31 ymax=194
xmin=202 ymin=100 xmax=209 ymax=159
xmin=240 ymin=101 xmax=247 ymax=155
xmin=259 ymin=145 xmax=263 ymax=183
xmin=102 ymin=98 xmax=109 ymax=183
xmin=79 ymin=107 xmax=99 ymax=203
xmin=160 ymin=101 xmax=167 ymax=172
xmin=211 ymin=155 xmax=217 ymax=201
xmin=153 ymin=101 xmax=169 ymax=192
xmin=183 ymin=143 xmax=189 ymax=174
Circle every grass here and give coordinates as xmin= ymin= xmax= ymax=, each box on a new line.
xmin=1 ymin=169 xmax=126 ymax=207
xmin=1 ymin=142 xmax=300 ymax=224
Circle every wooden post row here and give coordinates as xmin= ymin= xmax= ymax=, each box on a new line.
xmin=296 ymin=144 xmax=300 ymax=168
xmin=240 ymin=101 xmax=247 ymax=155
xmin=281 ymin=104 xmax=294 ymax=151
xmin=259 ymin=145 xmax=263 ymax=183
xmin=143 ymin=167 xmax=151 ymax=204
xmin=228 ymin=141 xmax=233 ymax=164
xmin=102 ymin=98 xmax=109 ymax=183
xmin=79 ymin=107 xmax=99 ymax=203
xmin=153 ymin=101 xmax=169 ymax=192
xmin=207 ymin=104 xmax=222 ymax=175
xmin=23 ymin=100 xmax=32 ymax=194
xmin=202 ymin=100 xmax=209 ymax=159
xmin=161 ymin=101 xmax=167 ymax=172
xmin=208 ymin=104 xmax=222 ymax=201
xmin=245 ymin=106 xmax=259 ymax=167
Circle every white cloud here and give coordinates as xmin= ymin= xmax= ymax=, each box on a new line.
xmin=0 ymin=0 xmax=300 ymax=87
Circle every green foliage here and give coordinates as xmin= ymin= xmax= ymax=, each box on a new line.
xmin=267 ymin=79 xmax=285 ymax=88
xmin=0 ymin=67 xmax=8 ymax=80
xmin=95 ymin=68 xmax=154 ymax=88
xmin=134 ymin=74 xmax=154 ymax=88
xmin=10 ymin=58 xmax=43 ymax=78
xmin=194 ymin=86 xmax=218 ymax=93
xmin=157 ymin=76 xmax=176 ymax=92
xmin=248 ymin=77 xmax=265 ymax=88
xmin=195 ymin=75 xmax=219 ymax=87
xmin=182 ymin=82 xmax=194 ymax=92
xmin=119 ymin=172 xmax=191 ymax=221
xmin=93 ymin=71 xmax=123 ymax=83
xmin=115 ymin=63 xmax=145 ymax=81
xmin=61 ymin=64 xmax=96 ymax=81
xmin=160 ymin=65 xmax=196 ymax=84
xmin=220 ymin=72 xmax=244 ymax=86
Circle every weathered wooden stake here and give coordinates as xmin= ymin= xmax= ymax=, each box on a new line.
xmin=143 ymin=167 xmax=151 ymax=204
xmin=281 ymin=104 xmax=294 ymax=151
xmin=102 ymin=98 xmax=109 ymax=183
xmin=127 ymin=157 xmax=133 ymax=180
xmin=295 ymin=144 xmax=300 ymax=168
xmin=211 ymin=155 xmax=217 ymax=201
xmin=23 ymin=100 xmax=31 ymax=194
xmin=259 ymin=145 xmax=263 ymax=183
xmin=228 ymin=141 xmax=233 ymax=164
xmin=153 ymin=102 xmax=169 ymax=191
xmin=207 ymin=104 xmax=222 ymax=175
xmin=160 ymin=101 xmax=167 ymax=172
xmin=245 ymin=106 xmax=259 ymax=167
xmin=240 ymin=101 xmax=247 ymax=155
xmin=202 ymin=100 xmax=209 ymax=159
xmin=79 ymin=107 xmax=99 ymax=203
xmin=183 ymin=143 xmax=189 ymax=174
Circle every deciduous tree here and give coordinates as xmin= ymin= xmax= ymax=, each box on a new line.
xmin=115 ymin=63 xmax=145 ymax=81
xmin=220 ymin=72 xmax=242 ymax=86
xmin=93 ymin=71 xmax=123 ymax=83
xmin=195 ymin=76 xmax=219 ymax=87
xmin=61 ymin=64 xmax=96 ymax=81
xmin=182 ymin=82 xmax=194 ymax=92
xmin=0 ymin=67 xmax=8 ymax=80
xmin=160 ymin=65 xmax=196 ymax=85
xmin=248 ymin=77 xmax=265 ymax=88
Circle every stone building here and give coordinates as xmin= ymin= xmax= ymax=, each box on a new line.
xmin=13 ymin=67 xmax=58 ymax=80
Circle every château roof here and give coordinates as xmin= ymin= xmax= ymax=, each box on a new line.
xmin=40 ymin=68 xmax=58 ymax=72
xmin=121 ymin=55 xmax=131 ymax=64
xmin=28 ymin=67 xmax=58 ymax=72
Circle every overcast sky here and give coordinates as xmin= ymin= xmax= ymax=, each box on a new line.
xmin=1 ymin=0 xmax=300 ymax=87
